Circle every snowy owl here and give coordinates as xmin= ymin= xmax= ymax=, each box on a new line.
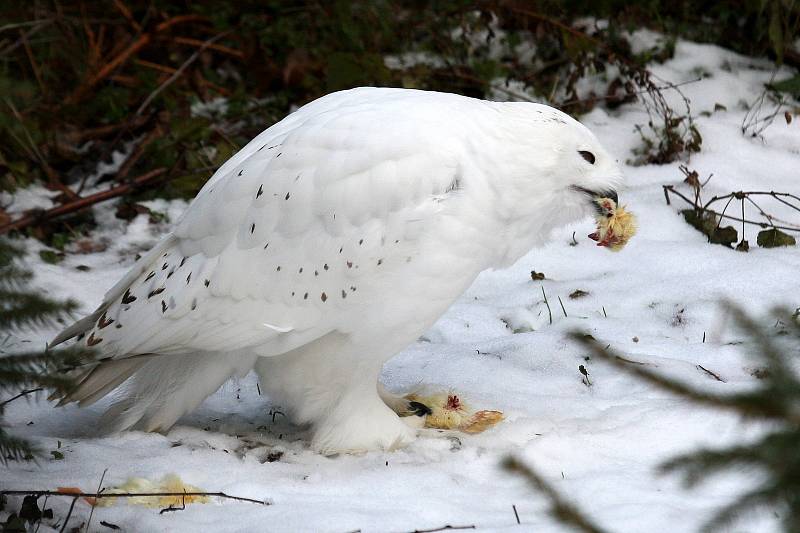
xmin=52 ymin=87 xmax=624 ymax=454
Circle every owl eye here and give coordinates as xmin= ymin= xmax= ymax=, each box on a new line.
xmin=579 ymin=150 xmax=596 ymax=164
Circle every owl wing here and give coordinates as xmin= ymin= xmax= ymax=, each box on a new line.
xmin=53 ymin=88 xmax=466 ymax=360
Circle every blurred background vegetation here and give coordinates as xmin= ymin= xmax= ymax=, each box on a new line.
xmin=0 ymin=0 xmax=798 ymax=245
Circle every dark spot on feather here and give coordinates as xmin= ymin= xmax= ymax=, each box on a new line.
xmin=277 ymin=266 xmax=281 ymax=271
xmin=167 ymin=269 xmax=175 ymax=278
xmin=186 ymin=272 xmax=192 ymax=284
xmin=191 ymin=299 xmax=197 ymax=310
xmin=444 ymin=178 xmax=461 ymax=193
xmin=359 ymin=239 xmax=363 ymax=245
xmin=339 ymin=247 xmax=343 ymax=253
xmin=115 ymin=324 xmax=122 ymax=329
xmin=250 ymin=223 xmax=256 ymax=234
xmin=148 ymin=287 xmax=165 ymax=298
xmin=258 ymin=144 xmax=266 ymax=151
xmin=395 ymin=240 xmax=399 ymax=244
xmin=238 ymin=169 xmax=243 ymax=176
xmin=346 ymin=261 xmax=353 ymax=268
xmin=121 ymin=289 xmax=136 ymax=304
xmin=299 ymin=267 xmax=303 ymax=273
xmin=256 ymin=184 xmax=263 ymax=198
xmin=276 ymin=152 xmax=282 ymax=158
xmin=180 ymin=257 xmax=187 ymax=267
xmin=264 ymin=242 xmax=269 ymax=249
xmin=163 ymin=253 xmax=168 ymax=257
xmin=350 ymin=286 xmax=356 ymax=292
xmin=144 ymin=271 xmax=155 ymax=282
xmin=377 ymin=259 xmax=383 ymax=265
xmin=204 ymin=279 xmax=210 ymax=287
xmin=161 ymin=300 xmax=167 ymax=313
xmin=285 ymin=192 xmax=290 ymax=200
xmin=314 ymin=270 xmax=318 ymax=276
xmin=87 ymin=333 xmax=102 ymax=346
xmin=76 ymin=333 xmax=85 ymax=341
xmin=295 ymin=174 xmax=301 ymax=181
xmin=98 ymin=313 xmax=114 ymax=329
xmin=162 ymin=263 xmax=168 ymax=270
xmin=303 ymin=292 xmax=308 ymax=300
xmin=323 ymin=263 xmax=329 ymax=270
xmin=341 ymin=290 xmax=347 ymax=299
xmin=291 ymin=291 xmax=295 ymax=296
xmin=320 ymin=292 xmax=327 ymax=302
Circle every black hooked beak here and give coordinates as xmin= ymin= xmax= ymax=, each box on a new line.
xmin=572 ymin=186 xmax=618 ymax=214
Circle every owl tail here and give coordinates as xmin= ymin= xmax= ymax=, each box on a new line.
xmin=56 ymin=351 xmax=258 ymax=433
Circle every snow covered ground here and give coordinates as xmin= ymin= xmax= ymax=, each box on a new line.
xmin=3 ymin=36 xmax=799 ymax=532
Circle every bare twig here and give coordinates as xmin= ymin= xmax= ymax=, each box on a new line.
xmin=0 ymin=387 xmax=43 ymax=408
xmin=135 ymin=31 xmax=231 ymax=116
xmin=697 ymin=365 xmax=725 ymax=383
xmin=59 ymin=496 xmax=79 ymax=533
xmin=663 ymin=186 xmax=800 ymax=233
xmin=86 ymin=469 xmax=108 ymax=532
xmin=0 ymin=167 xmax=168 ymax=235
xmin=407 ymin=525 xmax=476 ymax=533
xmin=66 ymin=14 xmax=209 ymax=104
xmin=541 ymin=286 xmax=553 ymax=325
xmin=0 ymin=489 xmax=268 ymax=506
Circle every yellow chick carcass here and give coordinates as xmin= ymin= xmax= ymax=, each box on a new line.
xmin=589 ymin=197 xmax=637 ymax=251
xmin=94 ymin=474 xmax=209 ymax=508
xmin=405 ymin=392 xmax=504 ymax=433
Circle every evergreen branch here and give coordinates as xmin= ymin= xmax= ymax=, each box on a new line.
xmin=0 ymin=291 xmax=78 ymax=330
xmin=569 ymin=333 xmax=797 ymax=423
xmin=0 ymin=426 xmax=38 ymax=465
xmin=503 ymin=456 xmax=611 ymax=533
xmin=701 ymin=487 xmax=781 ymax=533
xmin=0 ymin=265 xmax=34 ymax=289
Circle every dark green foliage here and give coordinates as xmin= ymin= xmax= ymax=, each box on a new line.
xmin=757 ymin=228 xmax=796 ymax=248
xmin=0 ymin=238 xmax=86 ymax=465
xmin=15 ymin=0 xmax=796 ymax=233
xmin=681 ymin=209 xmax=738 ymax=247
xmin=560 ymin=306 xmax=800 ymax=532
xmin=504 ymin=456 xmax=609 ymax=533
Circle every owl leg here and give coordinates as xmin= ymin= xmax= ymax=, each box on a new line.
xmin=311 ymin=382 xmax=418 ymax=455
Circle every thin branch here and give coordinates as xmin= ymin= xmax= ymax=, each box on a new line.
xmin=0 ymin=167 xmax=168 ymax=235
xmin=541 ymin=286 xmax=553 ymax=325
xmin=0 ymin=489 xmax=268 ymax=506
xmin=664 ymin=186 xmax=800 ymax=233
xmin=407 ymin=525 xmax=476 ymax=533
xmin=66 ymin=14 xmax=210 ymax=104
xmin=135 ymin=31 xmax=231 ymax=116
xmin=60 ymin=496 xmax=79 ymax=533
xmin=0 ymin=387 xmax=43 ymax=408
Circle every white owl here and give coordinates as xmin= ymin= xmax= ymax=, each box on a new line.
xmin=52 ymin=88 xmax=624 ymax=454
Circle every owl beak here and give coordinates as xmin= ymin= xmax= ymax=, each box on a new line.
xmin=572 ymin=186 xmax=618 ymax=215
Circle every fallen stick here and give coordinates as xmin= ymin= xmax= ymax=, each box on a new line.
xmin=0 ymin=489 xmax=268 ymax=506
xmin=0 ymin=167 xmax=167 ymax=235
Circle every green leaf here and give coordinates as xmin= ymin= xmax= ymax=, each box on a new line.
xmin=681 ymin=209 xmax=738 ymax=247
xmin=38 ymin=250 xmax=62 ymax=264
xmin=769 ymin=75 xmax=800 ymax=98
xmin=757 ymin=228 xmax=796 ymax=248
